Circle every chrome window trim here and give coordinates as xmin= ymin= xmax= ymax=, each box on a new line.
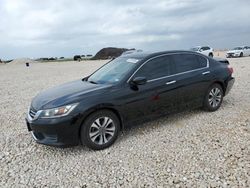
xmin=147 ymin=66 xmax=208 ymax=83
xmin=127 ymin=52 xmax=209 ymax=83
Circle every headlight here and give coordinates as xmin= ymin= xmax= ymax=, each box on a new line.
xmin=39 ymin=103 xmax=78 ymax=118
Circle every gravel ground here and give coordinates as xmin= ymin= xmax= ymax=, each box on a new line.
xmin=0 ymin=57 xmax=249 ymax=187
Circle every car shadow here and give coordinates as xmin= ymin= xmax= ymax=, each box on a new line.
xmin=38 ymin=109 xmax=202 ymax=154
xmin=39 ymin=101 xmax=231 ymax=154
xmin=116 ymin=109 xmax=202 ymax=144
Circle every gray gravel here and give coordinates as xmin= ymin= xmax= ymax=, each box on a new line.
xmin=0 ymin=57 xmax=249 ymax=187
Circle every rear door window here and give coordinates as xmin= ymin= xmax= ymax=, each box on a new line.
xmin=172 ymin=54 xmax=207 ymax=74
xmin=195 ymin=55 xmax=208 ymax=68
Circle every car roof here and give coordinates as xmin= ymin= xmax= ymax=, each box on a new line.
xmin=193 ymin=46 xmax=210 ymax=48
xmin=121 ymin=50 xmax=201 ymax=60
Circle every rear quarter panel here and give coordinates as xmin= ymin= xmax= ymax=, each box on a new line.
xmin=209 ymin=59 xmax=232 ymax=94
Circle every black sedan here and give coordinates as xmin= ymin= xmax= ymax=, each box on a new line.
xmin=26 ymin=50 xmax=235 ymax=150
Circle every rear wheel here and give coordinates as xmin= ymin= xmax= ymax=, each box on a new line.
xmin=80 ymin=110 xmax=120 ymax=150
xmin=203 ymin=84 xmax=223 ymax=111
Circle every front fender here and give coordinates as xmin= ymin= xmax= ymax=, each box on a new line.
xmin=76 ymin=103 xmax=125 ymax=132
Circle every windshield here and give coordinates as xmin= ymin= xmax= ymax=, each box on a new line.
xmin=190 ymin=47 xmax=200 ymax=51
xmin=88 ymin=57 xmax=140 ymax=84
xmin=233 ymin=47 xmax=242 ymax=50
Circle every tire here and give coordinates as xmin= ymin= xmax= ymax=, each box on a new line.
xmin=240 ymin=52 xmax=243 ymax=57
xmin=203 ymin=84 xmax=223 ymax=112
xmin=209 ymin=53 xmax=213 ymax=57
xmin=80 ymin=110 xmax=120 ymax=150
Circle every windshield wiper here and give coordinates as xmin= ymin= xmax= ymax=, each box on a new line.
xmin=89 ymin=80 xmax=98 ymax=84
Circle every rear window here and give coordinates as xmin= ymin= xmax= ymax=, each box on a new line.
xmin=172 ymin=54 xmax=207 ymax=73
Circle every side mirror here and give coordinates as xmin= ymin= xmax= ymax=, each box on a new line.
xmin=131 ymin=77 xmax=147 ymax=85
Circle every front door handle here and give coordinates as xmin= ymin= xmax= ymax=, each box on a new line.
xmin=202 ymin=71 xmax=210 ymax=75
xmin=166 ymin=80 xmax=176 ymax=85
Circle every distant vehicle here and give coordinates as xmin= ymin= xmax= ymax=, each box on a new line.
xmin=26 ymin=50 xmax=234 ymax=150
xmin=73 ymin=55 xmax=82 ymax=61
xmin=40 ymin=58 xmax=49 ymax=61
xmin=49 ymin=57 xmax=56 ymax=61
xmin=190 ymin=46 xmax=214 ymax=57
xmin=226 ymin=46 xmax=250 ymax=58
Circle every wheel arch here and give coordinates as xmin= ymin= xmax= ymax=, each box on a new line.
xmin=78 ymin=105 xmax=124 ymax=142
xmin=211 ymin=81 xmax=226 ymax=96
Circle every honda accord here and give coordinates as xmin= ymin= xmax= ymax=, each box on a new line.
xmin=26 ymin=51 xmax=235 ymax=150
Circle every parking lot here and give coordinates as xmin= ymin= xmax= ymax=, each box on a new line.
xmin=0 ymin=56 xmax=249 ymax=187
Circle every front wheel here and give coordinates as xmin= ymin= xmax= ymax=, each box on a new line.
xmin=80 ymin=110 xmax=120 ymax=150
xmin=203 ymin=84 xmax=223 ymax=112
xmin=209 ymin=53 xmax=213 ymax=57
xmin=240 ymin=52 xmax=243 ymax=57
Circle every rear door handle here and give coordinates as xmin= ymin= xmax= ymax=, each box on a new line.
xmin=202 ymin=71 xmax=210 ymax=75
xmin=166 ymin=80 xmax=176 ymax=85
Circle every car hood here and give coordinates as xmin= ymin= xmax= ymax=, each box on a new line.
xmin=31 ymin=79 xmax=111 ymax=110
xmin=227 ymin=50 xmax=241 ymax=53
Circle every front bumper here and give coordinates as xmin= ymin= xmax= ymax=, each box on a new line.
xmin=225 ymin=77 xmax=235 ymax=96
xmin=25 ymin=114 xmax=81 ymax=147
xmin=226 ymin=53 xmax=240 ymax=58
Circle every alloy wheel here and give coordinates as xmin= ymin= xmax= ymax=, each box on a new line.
xmin=208 ymin=88 xmax=222 ymax=108
xmin=89 ymin=117 xmax=115 ymax=145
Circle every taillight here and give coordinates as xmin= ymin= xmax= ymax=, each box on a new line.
xmin=227 ymin=65 xmax=234 ymax=75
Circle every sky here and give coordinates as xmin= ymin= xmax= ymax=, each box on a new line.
xmin=0 ymin=0 xmax=250 ymax=59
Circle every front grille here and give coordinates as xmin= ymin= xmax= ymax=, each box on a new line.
xmin=29 ymin=108 xmax=37 ymax=119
